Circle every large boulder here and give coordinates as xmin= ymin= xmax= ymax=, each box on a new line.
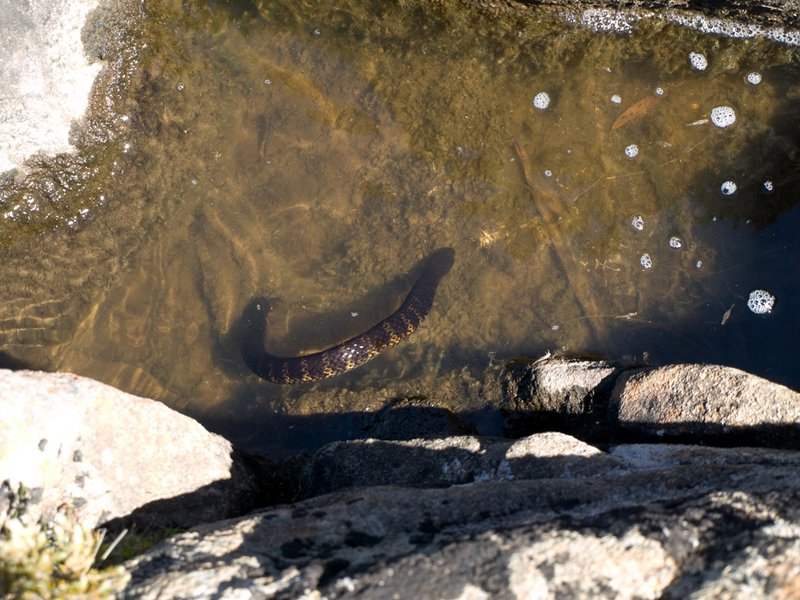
xmin=0 ymin=369 xmax=266 ymax=529
xmin=610 ymin=364 xmax=800 ymax=447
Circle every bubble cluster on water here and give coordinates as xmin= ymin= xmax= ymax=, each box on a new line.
xmin=624 ymin=144 xmax=639 ymax=159
xmin=543 ymin=169 xmax=553 ymax=177
xmin=533 ymin=92 xmax=551 ymax=110
xmin=610 ymin=94 xmax=622 ymax=104
xmin=720 ymin=180 xmax=737 ymax=195
xmin=710 ymin=105 xmax=736 ymax=128
xmin=668 ymin=236 xmax=683 ymax=249
xmin=570 ymin=6 xmax=800 ymax=46
xmin=747 ymin=289 xmax=775 ymax=314
xmin=655 ymin=87 xmax=665 ymax=96
xmin=631 ymin=215 xmax=644 ymax=231
xmin=688 ymin=52 xmax=708 ymax=71
xmin=762 ymin=179 xmax=774 ymax=193
xmin=665 ymin=12 xmax=800 ymax=46
xmin=640 ymin=253 xmax=653 ymax=269
xmin=176 ymin=82 xmax=185 ymax=92
xmin=574 ymin=8 xmax=643 ymax=33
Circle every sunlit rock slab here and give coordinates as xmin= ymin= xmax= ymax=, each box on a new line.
xmin=0 ymin=369 xmax=262 ymax=529
xmin=610 ymin=363 xmax=800 ymax=445
xmin=0 ymin=0 xmax=103 ymax=175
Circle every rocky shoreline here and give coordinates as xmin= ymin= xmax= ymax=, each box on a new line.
xmin=2 ymin=361 xmax=800 ymax=598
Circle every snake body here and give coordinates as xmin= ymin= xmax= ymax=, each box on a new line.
xmin=242 ymin=247 xmax=455 ymax=384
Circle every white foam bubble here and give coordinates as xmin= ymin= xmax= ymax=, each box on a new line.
xmin=624 ymin=144 xmax=639 ymax=159
xmin=720 ymin=180 xmax=737 ymax=195
xmin=640 ymin=253 xmax=653 ymax=269
xmin=746 ymin=71 xmax=762 ymax=85
xmin=533 ymin=92 xmax=551 ymax=110
xmin=668 ymin=236 xmax=683 ymax=249
xmin=610 ymin=94 xmax=622 ymax=104
xmin=689 ymin=52 xmax=708 ymax=71
xmin=747 ymin=289 xmax=775 ymax=314
xmin=631 ymin=215 xmax=644 ymax=231
xmin=710 ymin=106 xmax=736 ymax=128
xmin=762 ymin=179 xmax=774 ymax=193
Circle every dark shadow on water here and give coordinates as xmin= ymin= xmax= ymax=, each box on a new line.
xmin=199 ymin=386 xmax=800 ymax=460
xmin=0 ymin=351 xmax=38 ymax=371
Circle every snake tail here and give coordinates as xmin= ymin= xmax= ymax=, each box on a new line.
xmin=241 ymin=247 xmax=455 ymax=384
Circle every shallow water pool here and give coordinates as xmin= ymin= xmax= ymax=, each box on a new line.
xmin=2 ymin=0 xmax=800 ymax=455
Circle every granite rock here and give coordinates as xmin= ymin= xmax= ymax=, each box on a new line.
xmin=300 ymin=432 xmax=625 ymax=496
xmin=501 ymin=358 xmax=621 ymax=415
xmin=123 ymin=433 xmax=800 ymax=599
xmin=610 ymin=364 xmax=800 ymax=447
xmin=0 ymin=0 xmax=101 ymax=174
xmin=0 ymin=369 xmax=266 ymax=529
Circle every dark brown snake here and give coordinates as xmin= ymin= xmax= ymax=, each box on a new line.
xmin=242 ymin=247 xmax=455 ymax=383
